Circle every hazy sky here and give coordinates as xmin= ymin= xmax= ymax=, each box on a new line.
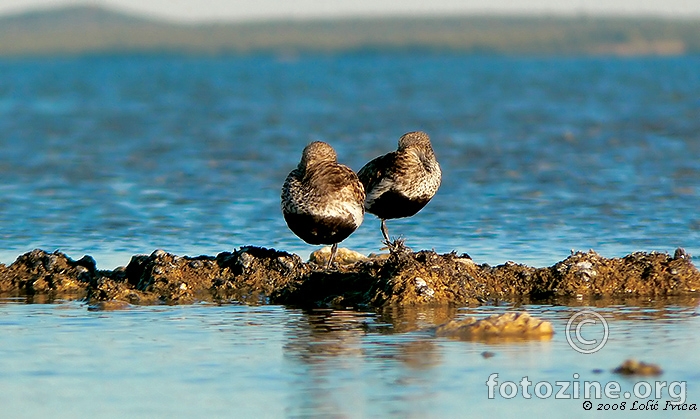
xmin=1 ymin=0 xmax=699 ymax=21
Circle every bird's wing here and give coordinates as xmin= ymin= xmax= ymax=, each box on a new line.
xmin=357 ymin=152 xmax=396 ymax=193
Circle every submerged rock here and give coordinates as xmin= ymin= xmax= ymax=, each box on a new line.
xmin=613 ymin=359 xmax=663 ymax=376
xmin=435 ymin=312 xmax=554 ymax=341
xmin=0 ymin=246 xmax=699 ymax=307
xmin=87 ymin=300 xmax=133 ymax=311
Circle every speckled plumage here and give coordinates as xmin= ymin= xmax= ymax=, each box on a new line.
xmin=357 ymin=131 xmax=441 ymax=244
xmin=282 ymin=141 xmax=365 ymax=267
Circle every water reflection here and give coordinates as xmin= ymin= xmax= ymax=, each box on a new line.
xmin=376 ymin=305 xmax=459 ymax=333
xmin=279 ymin=298 xmax=699 ymax=417
xmin=285 ymin=309 xmax=367 ymax=360
xmin=283 ymin=308 xmax=445 ymax=418
xmin=284 ymin=309 xmax=365 ymax=418
xmin=1 ymin=299 xmax=699 ymax=417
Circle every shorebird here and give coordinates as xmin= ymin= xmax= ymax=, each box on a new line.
xmin=357 ymin=131 xmax=441 ymax=246
xmin=281 ymin=141 xmax=365 ymax=268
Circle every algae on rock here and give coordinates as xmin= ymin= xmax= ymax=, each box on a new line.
xmin=0 ymin=246 xmax=698 ymax=307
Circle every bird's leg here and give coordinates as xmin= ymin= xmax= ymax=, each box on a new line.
xmin=380 ymin=219 xmax=391 ymax=246
xmin=326 ymin=243 xmax=338 ymax=269
xmin=381 ymin=220 xmax=409 ymax=253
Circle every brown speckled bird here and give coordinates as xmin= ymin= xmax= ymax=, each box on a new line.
xmin=357 ymin=131 xmax=441 ymax=245
xmin=282 ymin=141 xmax=365 ymax=267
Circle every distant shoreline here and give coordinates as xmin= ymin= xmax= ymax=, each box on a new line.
xmin=0 ymin=6 xmax=699 ymax=56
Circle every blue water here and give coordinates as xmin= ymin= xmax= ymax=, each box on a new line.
xmin=1 ymin=300 xmax=699 ymax=418
xmin=1 ymin=54 xmax=699 ymax=268
xmin=1 ymin=53 xmax=700 ymax=417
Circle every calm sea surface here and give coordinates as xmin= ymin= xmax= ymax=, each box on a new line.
xmin=1 ymin=53 xmax=699 ymax=417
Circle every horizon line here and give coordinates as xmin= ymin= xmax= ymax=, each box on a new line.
xmin=2 ymin=3 xmax=700 ymax=25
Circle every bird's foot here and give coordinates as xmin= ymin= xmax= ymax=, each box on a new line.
xmin=384 ymin=237 xmax=411 ymax=254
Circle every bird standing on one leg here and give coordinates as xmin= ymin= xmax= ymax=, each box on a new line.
xmin=357 ymin=131 xmax=441 ymax=247
xmin=282 ymin=141 xmax=365 ymax=268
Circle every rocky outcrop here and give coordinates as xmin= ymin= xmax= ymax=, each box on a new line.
xmin=0 ymin=246 xmax=698 ymax=307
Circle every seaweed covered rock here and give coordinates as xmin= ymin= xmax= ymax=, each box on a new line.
xmin=0 ymin=249 xmax=95 ymax=296
xmin=1 ymin=246 xmax=699 ymax=306
xmin=274 ymin=246 xmax=494 ymax=307
xmin=90 ymin=246 xmax=307 ymax=304
xmin=271 ymin=246 xmax=700 ymax=306
xmin=89 ymin=249 xmax=222 ymax=304
xmin=271 ymin=257 xmax=384 ymax=308
xmin=368 ymin=248 xmax=492 ymax=306
xmin=212 ymin=246 xmax=308 ymax=302
xmin=543 ymin=249 xmax=698 ymax=297
xmin=89 ymin=271 xmax=157 ymax=305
